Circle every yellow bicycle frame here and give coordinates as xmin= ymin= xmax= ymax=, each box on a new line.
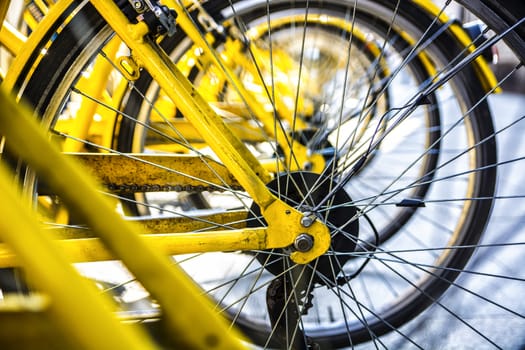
xmin=85 ymin=0 xmax=332 ymax=264
xmin=1 ymin=0 xmax=332 ymax=262
xmin=0 ymin=0 xmax=502 ymax=267
xmin=0 ymin=87 xmax=246 ymax=349
xmin=0 ymin=0 xmax=503 ymax=347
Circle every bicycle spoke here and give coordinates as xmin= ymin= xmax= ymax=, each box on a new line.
xmin=4 ymin=0 xmax=524 ymax=348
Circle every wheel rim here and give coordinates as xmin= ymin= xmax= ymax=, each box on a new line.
xmin=9 ymin=0 xmax=511 ymax=348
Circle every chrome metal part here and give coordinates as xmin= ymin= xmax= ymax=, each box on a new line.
xmin=294 ymin=233 xmax=314 ymax=252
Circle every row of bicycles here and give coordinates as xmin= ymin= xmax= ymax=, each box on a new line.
xmin=0 ymin=0 xmax=524 ymax=348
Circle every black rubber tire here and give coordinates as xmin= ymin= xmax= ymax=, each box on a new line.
xmin=459 ymin=0 xmax=525 ymax=61
xmin=6 ymin=0 xmax=520 ymax=347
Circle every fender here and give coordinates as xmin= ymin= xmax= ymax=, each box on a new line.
xmin=2 ymin=0 xmax=500 ymax=95
xmin=413 ymin=0 xmax=500 ymax=93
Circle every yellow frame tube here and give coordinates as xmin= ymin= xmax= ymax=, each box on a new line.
xmin=62 ymin=37 xmax=122 ymax=152
xmin=0 ymin=88 xmax=247 ymax=349
xmin=89 ymin=0 xmax=331 ymax=262
xmin=0 ymin=21 xmax=26 ymax=56
xmin=92 ymin=0 xmax=277 ymax=206
xmin=0 ymin=152 xmax=157 ymax=349
xmin=0 ymin=177 xmax=158 ymax=350
xmin=68 ymin=152 xmax=242 ymax=190
xmin=0 ymin=228 xmax=268 ymax=267
xmin=45 ymin=209 xmax=249 ymax=239
xmin=162 ymin=0 xmax=321 ymax=171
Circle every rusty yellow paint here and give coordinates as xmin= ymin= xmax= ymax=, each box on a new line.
xmin=67 ymin=152 xmax=242 ymax=191
xmin=133 ymin=210 xmax=248 ymax=232
xmin=45 ymin=210 xmax=249 ymax=239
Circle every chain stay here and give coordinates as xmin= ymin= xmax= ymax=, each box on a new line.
xmin=105 ymin=182 xmax=243 ymax=193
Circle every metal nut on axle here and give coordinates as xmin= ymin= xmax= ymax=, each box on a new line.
xmin=300 ymin=212 xmax=314 ymax=227
xmin=294 ymin=234 xmax=314 ymax=252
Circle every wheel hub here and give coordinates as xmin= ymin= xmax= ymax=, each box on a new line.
xmin=249 ymin=171 xmax=359 ymax=284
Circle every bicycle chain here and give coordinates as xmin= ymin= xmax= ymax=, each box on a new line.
xmin=105 ymin=183 xmax=244 ymax=193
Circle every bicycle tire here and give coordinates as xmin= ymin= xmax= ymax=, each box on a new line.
xmin=459 ymin=0 xmax=525 ymax=60
xmin=3 ymin=0 xmax=524 ymax=348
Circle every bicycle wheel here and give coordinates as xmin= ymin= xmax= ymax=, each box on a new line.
xmin=3 ymin=0 xmax=524 ymax=348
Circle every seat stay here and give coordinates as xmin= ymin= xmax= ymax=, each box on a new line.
xmin=88 ymin=0 xmax=331 ymax=264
